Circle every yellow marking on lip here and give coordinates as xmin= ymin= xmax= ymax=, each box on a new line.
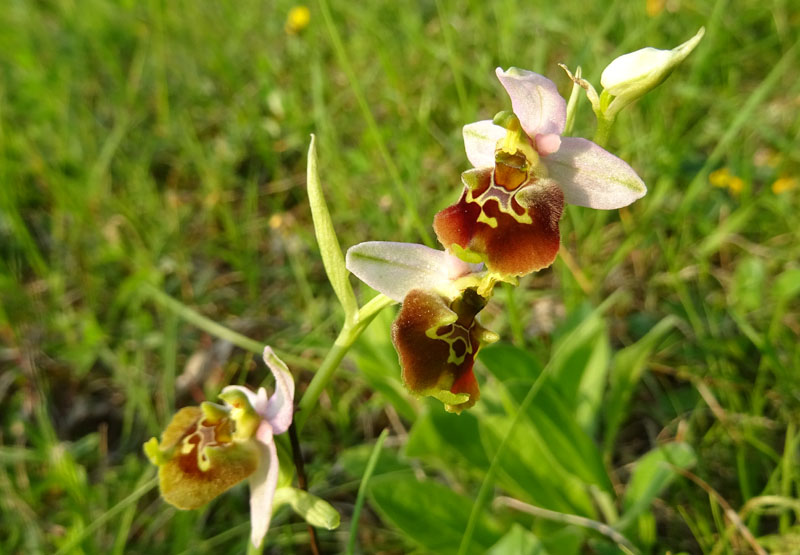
xmin=466 ymin=176 xmax=534 ymax=226
xmin=425 ymin=322 xmax=473 ymax=366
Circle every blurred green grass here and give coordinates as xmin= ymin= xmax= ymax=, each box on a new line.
xmin=1 ymin=0 xmax=799 ymax=552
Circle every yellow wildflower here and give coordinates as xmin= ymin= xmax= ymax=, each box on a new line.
xmin=772 ymin=176 xmax=797 ymax=194
xmin=286 ymin=6 xmax=310 ymax=34
xmin=709 ymin=168 xmax=743 ymax=195
xmin=646 ymin=0 xmax=665 ymax=17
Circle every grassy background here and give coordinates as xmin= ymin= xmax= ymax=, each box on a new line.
xmin=1 ymin=0 xmax=799 ymax=552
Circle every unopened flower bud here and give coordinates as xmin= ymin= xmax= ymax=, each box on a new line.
xmin=600 ymin=27 xmax=704 ymax=114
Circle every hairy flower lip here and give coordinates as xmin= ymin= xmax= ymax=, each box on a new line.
xmin=392 ymin=287 xmax=497 ymax=413
xmin=434 ymin=161 xmax=565 ymax=278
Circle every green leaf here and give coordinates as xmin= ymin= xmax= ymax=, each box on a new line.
xmin=731 ymin=257 xmax=765 ymax=313
xmin=369 ymin=475 xmax=502 ymax=555
xmin=480 ymin=344 xmax=612 ymax=495
xmin=405 ymin=404 xmax=490 ymax=470
xmin=479 ymin=413 xmax=598 ymax=517
xmin=549 ymin=313 xmax=610 ymax=434
xmin=479 ymin=343 xmax=544 ymax=382
xmin=773 ymin=268 xmax=800 ymax=303
xmin=306 ymin=135 xmax=358 ymax=325
xmin=338 ymin=442 xmax=408 ymax=480
xmin=618 ymin=442 xmax=696 ymax=530
xmin=487 ymin=524 xmax=549 ymax=554
xmin=273 ymin=487 xmax=341 ymax=530
xmin=548 ymin=307 xmax=608 ymax=407
xmin=603 ymin=315 xmax=678 ymax=456
xmin=481 ymin=325 xmax=610 ymax=436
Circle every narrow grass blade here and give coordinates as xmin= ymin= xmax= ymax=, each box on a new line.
xmin=54 ymin=473 xmax=158 ymax=555
xmin=142 ymin=284 xmax=264 ymax=353
xmin=347 ymin=428 xmax=389 ymax=555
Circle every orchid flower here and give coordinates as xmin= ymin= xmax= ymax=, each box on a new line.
xmin=435 ymin=67 xmax=646 ymax=278
xmin=144 ymin=346 xmax=294 ymax=548
xmin=346 ymin=241 xmax=498 ymax=413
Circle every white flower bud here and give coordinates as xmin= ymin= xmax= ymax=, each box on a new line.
xmin=600 ymin=27 xmax=705 ymax=105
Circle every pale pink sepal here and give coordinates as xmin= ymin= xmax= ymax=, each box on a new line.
xmin=262 ymin=346 xmax=295 ymax=435
xmin=495 ymin=67 xmax=566 ymax=138
xmin=346 ymin=241 xmax=482 ymax=303
xmin=543 ymin=137 xmax=646 ymax=209
xmin=462 ymin=120 xmax=507 ymax=168
xmin=249 ymin=420 xmax=279 ymax=548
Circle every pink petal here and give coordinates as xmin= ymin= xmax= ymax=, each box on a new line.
xmin=543 ymin=137 xmax=646 ymax=209
xmin=535 ymin=133 xmax=561 ymax=156
xmin=262 ymin=347 xmax=295 ymax=435
xmin=249 ymin=420 xmax=279 ymax=548
xmin=463 ymin=120 xmax=506 ymax=168
xmin=495 ymin=67 xmax=566 ymax=138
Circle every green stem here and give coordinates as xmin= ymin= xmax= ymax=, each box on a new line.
xmin=297 ymin=294 xmax=395 ymax=431
xmin=592 ymin=113 xmax=614 ymax=148
xmin=592 ymin=89 xmax=616 ymax=148
xmin=296 ymin=327 xmax=354 ymax=430
xmin=246 ymin=540 xmax=263 ymax=555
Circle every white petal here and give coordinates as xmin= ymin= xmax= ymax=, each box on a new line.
xmin=249 ymin=421 xmax=279 ymax=549
xmin=544 ymin=137 xmax=646 ymax=209
xmin=496 ymin=67 xmax=566 ymax=137
xmin=346 ymin=241 xmax=481 ymax=303
xmin=463 ymin=120 xmax=506 ymax=168
xmin=262 ymin=346 xmax=295 ymax=435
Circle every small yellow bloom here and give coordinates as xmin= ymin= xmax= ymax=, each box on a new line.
xmin=286 ymin=6 xmax=310 ymax=34
xmin=772 ymin=176 xmax=797 ymax=194
xmin=709 ymin=168 xmax=743 ymax=194
xmin=646 ymin=0 xmax=665 ymax=17
xmin=727 ymin=176 xmax=744 ymax=194
xmin=709 ymin=168 xmax=731 ymax=187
